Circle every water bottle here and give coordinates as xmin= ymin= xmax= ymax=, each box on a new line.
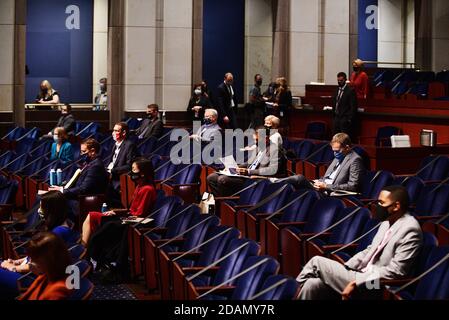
xmin=49 ymin=169 xmax=56 ymax=186
xmin=56 ymin=169 xmax=62 ymax=186
xmin=162 ymin=111 xmax=166 ymax=125
xmin=101 ymin=203 xmax=108 ymax=214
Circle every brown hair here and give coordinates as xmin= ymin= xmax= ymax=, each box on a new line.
xmin=26 ymin=232 xmax=72 ymax=282
xmin=54 ymin=127 xmax=68 ymax=141
xmin=40 ymin=191 xmax=68 ymax=231
xmin=331 ymin=133 xmax=352 ymax=147
xmin=81 ymin=138 xmax=100 ymax=153
xmin=133 ymin=158 xmax=155 ymax=186
xmin=148 ymin=104 xmax=159 ymax=112
xmin=115 ymin=122 xmax=129 ymax=136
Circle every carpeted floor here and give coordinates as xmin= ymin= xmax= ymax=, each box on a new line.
xmin=90 ymin=283 xmax=138 ymax=300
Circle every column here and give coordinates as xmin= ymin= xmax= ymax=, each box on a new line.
xmin=0 ymin=0 xmax=15 ymax=116
xmin=93 ymin=0 xmax=108 ymax=99
xmin=244 ymin=0 xmax=273 ymax=102
xmin=432 ymin=0 xmax=449 ymax=71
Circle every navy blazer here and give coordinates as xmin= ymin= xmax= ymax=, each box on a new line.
xmin=64 ymin=157 xmax=109 ymax=200
xmin=109 ymin=139 xmax=138 ymax=189
xmin=216 ymin=82 xmax=238 ymax=127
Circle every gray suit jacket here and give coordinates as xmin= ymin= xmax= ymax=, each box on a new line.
xmin=243 ymin=144 xmax=280 ymax=176
xmin=345 ymin=213 xmax=423 ymax=286
xmin=320 ymin=150 xmax=364 ymax=192
xmin=136 ymin=117 xmax=163 ymax=139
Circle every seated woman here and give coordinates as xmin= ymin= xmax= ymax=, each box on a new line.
xmin=82 ymin=158 xmax=157 ymax=244
xmin=264 ymin=115 xmax=283 ymax=146
xmin=35 ymin=80 xmax=60 ymax=109
xmin=186 ymin=83 xmax=211 ymax=121
xmin=50 ymin=127 xmax=74 ymax=164
xmin=18 ymin=232 xmax=73 ymax=300
xmin=0 ymin=191 xmax=79 ymax=299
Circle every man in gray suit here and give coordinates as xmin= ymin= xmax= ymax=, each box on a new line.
xmin=296 ymin=185 xmax=423 ymax=299
xmin=189 ymin=108 xmax=221 ymax=143
xmin=135 ymin=104 xmax=164 ymax=139
xmin=279 ymin=133 xmax=364 ymax=193
xmin=207 ymin=127 xmax=281 ymax=197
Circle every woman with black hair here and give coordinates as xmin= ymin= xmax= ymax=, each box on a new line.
xmin=81 ymin=158 xmax=157 ymax=244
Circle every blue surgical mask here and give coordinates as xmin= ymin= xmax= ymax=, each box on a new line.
xmin=334 ymin=151 xmax=345 ymax=162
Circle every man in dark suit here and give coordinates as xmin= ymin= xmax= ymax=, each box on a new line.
xmin=216 ymin=73 xmax=238 ymax=129
xmin=49 ymin=138 xmax=109 ymax=220
xmin=207 ymin=127 xmax=282 ymax=196
xmin=106 ymin=122 xmax=138 ymax=207
xmin=47 ymin=104 xmax=76 ymax=136
xmin=135 ymin=104 xmax=164 ymax=139
xmin=278 ymin=133 xmax=364 ymax=193
xmin=332 ymin=72 xmax=358 ymax=139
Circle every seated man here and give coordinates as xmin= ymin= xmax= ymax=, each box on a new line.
xmin=134 ymin=104 xmax=163 ymax=140
xmin=207 ymin=127 xmax=281 ymax=197
xmin=189 ymin=108 xmax=221 ymax=143
xmin=49 ymin=138 xmax=109 ymax=219
xmin=296 ymin=185 xmax=423 ymax=300
xmin=279 ymin=133 xmax=364 ymax=193
xmin=106 ymin=122 xmax=138 ymax=207
xmin=46 ymin=104 xmax=76 ymax=137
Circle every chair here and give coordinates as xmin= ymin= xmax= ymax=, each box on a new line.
xmin=347 ymin=170 xmax=394 ymax=205
xmin=300 ymin=142 xmax=334 ymax=180
xmin=358 ymin=126 xmax=403 ymax=147
xmin=412 ymin=184 xmax=449 ymax=221
xmin=305 ymin=121 xmax=328 ymax=140
xmin=280 ymin=197 xmax=345 ymax=276
xmin=238 ymin=183 xmax=294 ymax=240
xmin=252 ymin=274 xmax=300 ymax=300
xmin=285 ymin=139 xmax=314 ymax=174
xmin=161 ymin=163 xmax=202 ymax=203
xmin=392 ymin=176 xmax=425 ymax=205
xmin=262 ymin=189 xmax=321 ymax=259
xmin=415 ymin=155 xmax=449 ymax=183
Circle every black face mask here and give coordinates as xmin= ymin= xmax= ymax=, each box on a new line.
xmin=338 ymin=81 xmax=346 ymax=87
xmin=373 ymin=203 xmax=394 ymax=221
xmin=353 ymin=66 xmax=360 ymax=72
xmin=129 ymin=171 xmax=142 ymax=182
xmin=256 ymin=80 xmax=262 ymax=86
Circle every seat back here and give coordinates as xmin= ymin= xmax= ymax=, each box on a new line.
xmin=254 ymin=274 xmax=300 ymax=300
xmin=171 ymin=164 xmax=202 ymax=184
xmin=0 ymin=179 xmax=18 ymax=204
xmin=151 ymin=195 xmax=183 ymax=228
xmin=416 ymin=155 xmax=449 ymax=181
xmin=392 ymin=176 xmax=425 ymax=204
xmin=291 ymin=139 xmax=314 ymax=160
xmin=375 ymin=126 xmax=402 ymax=147
xmin=303 ymin=198 xmax=345 ymax=233
xmin=180 ymin=215 xmax=220 ymax=252
xmin=280 ymin=189 xmax=321 ymax=223
xmin=253 ymin=183 xmax=293 ymax=214
xmin=353 ymin=218 xmax=380 ymax=254
xmin=414 ymin=184 xmax=449 ymax=218
xmin=231 ymin=255 xmax=279 ymax=300
xmin=411 ymin=232 xmax=438 ymax=278
xmin=137 ymin=137 xmax=158 ymax=156
xmin=360 ymin=170 xmax=394 ymax=199
xmin=305 ymin=122 xmax=328 ymax=140
xmin=307 ymin=142 xmax=334 ymax=164
xmin=237 ymin=179 xmax=271 ymax=206
xmin=413 ymin=246 xmax=449 ymax=300
xmin=164 ymin=204 xmax=200 ymax=239
xmin=212 ymin=238 xmax=260 ymax=286
xmin=327 ymin=207 xmax=371 ymax=245
xmin=352 ymin=146 xmax=371 ymax=171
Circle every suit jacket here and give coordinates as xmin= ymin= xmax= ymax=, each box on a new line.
xmin=319 ymin=150 xmax=364 ymax=192
xmin=216 ymin=82 xmax=238 ymax=124
xmin=108 ymin=139 xmax=138 ymax=189
xmin=345 ymin=213 xmax=423 ymax=286
xmin=332 ymin=85 xmax=357 ymax=121
xmin=186 ymin=95 xmax=211 ymax=120
xmin=54 ymin=114 xmax=76 ymax=135
xmin=242 ymin=144 xmax=283 ymax=177
xmin=64 ymin=157 xmax=109 ymax=200
xmin=195 ymin=123 xmax=221 ymax=142
xmin=135 ymin=117 xmax=163 ymax=139
xmin=50 ymin=141 xmax=74 ymax=164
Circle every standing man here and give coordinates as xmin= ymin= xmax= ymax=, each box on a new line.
xmin=134 ymin=104 xmax=164 ymax=140
xmin=248 ymin=74 xmax=265 ymax=129
xmin=216 ymin=73 xmax=238 ymax=129
xmin=332 ymin=72 xmax=358 ymax=140
xmin=107 ymin=122 xmax=138 ymax=207
xmin=94 ymin=77 xmax=108 ymax=110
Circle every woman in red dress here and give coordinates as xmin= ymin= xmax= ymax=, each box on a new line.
xmin=81 ymin=158 xmax=157 ymax=244
xmin=349 ymin=58 xmax=369 ymax=99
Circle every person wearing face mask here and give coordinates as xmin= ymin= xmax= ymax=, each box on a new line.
xmin=18 ymin=232 xmax=73 ymax=300
xmin=94 ymin=77 xmax=108 ymax=110
xmin=349 ymin=59 xmax=369 ymax=99
xmin=82 ymin=159 xmax=156 ymax=246
xmin=45 ymin=103 xmax=76 ymax=138
xmin=0 ymin=192 xmax=78 ymax=300
xmin=332 ymin=72 xmax=358 ymax=140
xmin=106 ymin=122 xmax=138 ymax=207
xmin=277 ymin=133 xmax=364 ymax=193
xmin=186 ymin=83 xmax=212 ymax=121
xmin=296 ymin=185 xmax=422 ymax=300
xmin=216 ymin=72 xmax=239 ymax=129
xmin=189 ymin=109 xmax=221 ymax=143
xmin=49 ymin=127 xmax=73 ymax=164
xmin=247 ymin=74 xmax=265 ymax=129
xmin=134 ymin=104 xmax=164 ymax=140
xmin=35 ymin=80 xmax=60 ymax=110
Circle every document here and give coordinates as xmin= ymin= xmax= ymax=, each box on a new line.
xmin=219 ymin=155 xmax=238 ymax=169
xmin=64 ymin=168 xmax=82 ymax=190
xmin=121 ymin=217 xmax=153 ymax=225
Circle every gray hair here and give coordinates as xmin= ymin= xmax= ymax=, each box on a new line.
xmin=265 ymin=115 xmax=280 ymax=128
xmin=205 ymin=108 xmax=218 ymax=118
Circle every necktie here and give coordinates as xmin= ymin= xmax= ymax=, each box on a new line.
xmin=228 ymin=85 xmax=235 ymax=107
xmin=248 ymin=151 xmax=264 ymax=170
xmin=336 ymin=88 xmax=344 ymax=112
xmin=360 ymin=227 xmax=393 ymax=272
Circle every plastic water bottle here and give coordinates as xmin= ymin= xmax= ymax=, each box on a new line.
xmin=101 ymin=203 xmax=108 ymax=214
xmin=49 ymin=169 xmax=56 ymax=186
xmin=56 ymin=169 xmax=62 ymax=186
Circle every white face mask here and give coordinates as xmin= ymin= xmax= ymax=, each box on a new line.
xmin=112 ymin=133 xmax=118 ymax=142
xmin=53 ymin=135 xmax=59 ymax=142
xmin=194 ymin=89 xmax=202 ymax=95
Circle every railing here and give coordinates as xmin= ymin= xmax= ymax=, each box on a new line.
xmin=363 ymin=61 xmax=416 ymax=69
xmin=24 ymin=103 xmax=107 ymax=110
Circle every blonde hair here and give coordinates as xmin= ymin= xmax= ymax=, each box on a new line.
xmin=54 ymin=127 xmax=68 ymax=141
xmin=353 ymin=59 xmax=364 ymax=67
xmin=275 ymin=77 xmax=289 ymax=100
xmin=40 ymin=80 xmax=56 ymax=98
xmin=331 ymin=133 xmax=352 ymax=147
xmin=264 ymin=115 xmax=280 ymax=129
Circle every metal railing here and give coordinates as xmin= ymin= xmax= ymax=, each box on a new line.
xmin=24 ymin=103 xmax=107 ymax=110
xmin=363 ymin=61 xmax=416 ymax=69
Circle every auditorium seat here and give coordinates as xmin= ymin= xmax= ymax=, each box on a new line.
xmin=299 ymin=142 xmax=334 ymax=179
xmin=137 ymin=136 xmax=158 ymax=157
xmin=415 ymin=155 xmax=449 ymax=183
xmin=238 ymin=183 xmax=293 ymax=240
xmin=305 ymin=121 xmax=328 ymax=140
xmin=285 ymin=139 xmax=314 ymax=174
xmin=183 ymin=239 xmax=260 ymax=300
xmin=251 ymin=274 xmax=300 ymax=300
xmin=358 ymin=126 xmax=402 ymax=147
xmin=168 ymin=225 xmax=240 ymax=299
xmin=392 ymin=176 xmax=425 ymax=204
xmin=412 ymin=184 xmax=449 ymax=221
xmin=197 ymin=255 xmax=279 ymax=300
xmin=161 ymin=163 xmax=202 ymax=203
xmin=280 ymin=197 xmax=345 ymax=276
xmin=346 ymin=170 xmax=394 ymax=205
xmin=262 ymin=189 xmax=320 ymax=260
